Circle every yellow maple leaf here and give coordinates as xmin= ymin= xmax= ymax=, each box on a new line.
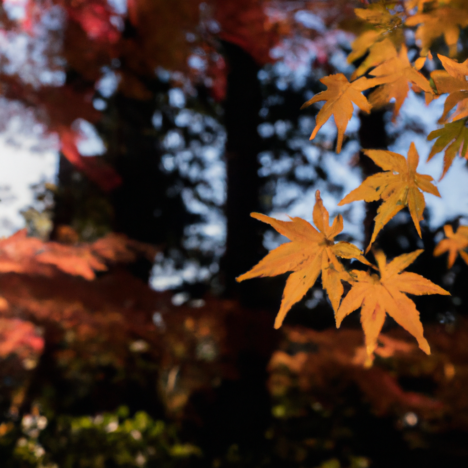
xmin=365 ymin=45 xmax=433 ymax=120
xmin=438 ymin=54 xmax=468 ymax=82
xmin=237 ymin=191 xmax=370 ymax=328
xmin=405 ymin=0 xmax=452 ymax=12
xmin=406 ymin=6 xmax=468 ymax=56
xmin=355 ymin=5 xmax=402 ymax=29
xmin=301 ymin=74 xmax=372 ymax=153
xmin=414 ymin=50 xmax=433 ymax=72
xmin=352 ymin=38 xmax=398 ymax=79
xmin=336 ymin=249 xmax=449 ymax=359
xmin=431 ymin=55 xmax=468 ymax=123
xmin=427 ymin=119 xmax=468 ymax=179
xmin=338 ymin=143 xmax=440 ymax=251
xmin=450 ymin=99 xmax=468 ymax=123
xmin=434 ymin=224 xmax=468 ymax=268
xmin=348 ymin=3 xmax=404 ymax=66
xmin=348 ymin=30 xmax=382 ymax=64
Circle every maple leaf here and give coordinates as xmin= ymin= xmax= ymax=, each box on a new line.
xmin=365 ymin=45 xmax=433 ymax=120
xmin=355 ymin=5 xmax=402 ymax=29
xmin=405 ymin=0 xmax=453 ymax=13
xmin=406 ymin=5 xmax=468 ymax=57
xmin=414 ymin=50 xmax=433 ymax=72
xmin=431 ymin=55 xmax=468 ymax=123
xmin=338 ymin=143 xmax=440 ymax=251
xmin=348 ymin=2 xmax=404 ymax=67
xmin=237 ymin=191 xmax=370 ymax=328
xmin=405 ymin=0 xmax=432 ymax=11
xmin=352 ymin=38 xmax=398 ymax=79
xmin=336 ymin=249 xmax=449 ymax=358
xmin=434 ymin=224 xmax=468 ymax=268
xmin=0 ymin=230 xmax=155 ymax=280
xmin=301 ymin=74 xmax=372 ymax=153
xmin=437 ymin=54 xmax=468 ymax=82
xmin=348 ymin=30 xmax=382 ymax=64
xmin=427 ymin=119 xmax=468 ymax=179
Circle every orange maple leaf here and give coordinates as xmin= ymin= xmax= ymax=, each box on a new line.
xmin=0 ymin=230 xmax=155 ymax=280
xmin=434 ymin=224 xmax=468 ymax=268
xmin=348 ymin=3 xmax=404 ymax=67
xmin=237 ymin=191 xmax=370 ymax=328
xmin=405 ymin=0 xmax=436 ymax=11
xmin=406 ymin=5 xmax=468 ymax=57
xmin=352 ymin=38 xmax=398 ymax=79
xmin=365 ymin=45 xmax=433 ymax=120
xmin=301 ymin=74 xmax=372 ymax=153
xmin=348 ymin=30 xmax=382 ymax=65
xmin=336 ymin=250 xmax=449 ymax=359
xmin=355 ymin=4 xmax=402 ymax=29
xmin=338 ymin=143 xmax=440 ymax=251
xmin=431 ymin=55 xmax=468 ymax=123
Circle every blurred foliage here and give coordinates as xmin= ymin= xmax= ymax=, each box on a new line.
xmin=1 ymin=406 xmax=200 ymax=468
xmin=0 ymin=227 xmax=467 ymax=466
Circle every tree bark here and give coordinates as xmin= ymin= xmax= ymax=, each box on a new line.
xmin=358 ymin=109 xmax=388 ymax=248
xmin=220 ymin=41 xmax=264 ymax=305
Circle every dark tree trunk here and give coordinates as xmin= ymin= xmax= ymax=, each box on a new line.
xmin=206 ymin=42 xmax=274 ymax=456
xmin=110 ymin=94 xmax=162 ymax=244
xmin=108 ymin=91 xmax=165 ymax=281
xmin=51 ymin=70 xmax=114 ymax=244
xmin=358 ymin=109 xmax=388 ymax=248
xmin=53 ymin=75 xmax=195 ymax=282
xmin=52 ymin=155 xmax=87 ymax=234
xmin=220 ymin=41 xmax=264 ymax=305
xmin=51 ymin=90 xmax=165 ymax=282
xmin=105 ymin=85 xmax=199 ymax=281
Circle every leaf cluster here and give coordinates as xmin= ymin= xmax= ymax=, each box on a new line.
xmin=239 ymin=0 xmax=468 ymax=362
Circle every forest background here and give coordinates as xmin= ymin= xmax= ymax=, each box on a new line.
xmin=0 ymin=0 xmax=468 ymax=467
